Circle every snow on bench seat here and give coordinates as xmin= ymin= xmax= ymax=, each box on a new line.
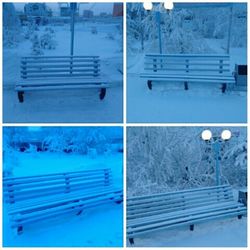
xmin=3 ymin=168 xmax=123 ymax=234
xmin=140 ymin=54 xmax=236 ymax=93
xmin=126 ymin=185 xmax=246 ymax=244
xmin=16 ymin=56 xmax=109 ymax=102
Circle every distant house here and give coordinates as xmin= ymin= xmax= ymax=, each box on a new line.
xmin=24 ymin=3 xmax=50 ymax=17
xmin=100 ymin=12 xmax=108 ymax=17
xmin=59 ymin=3 xmax=79 ymax=17
xmin=60 ymin=6 xmax=71 ymax=17
xmin=83 ymin=10 xmax=94 ymax=18
xmin=113 ymin=3 xmax=123 ymax=17
xmin=24 ymin=3 xmax=51 ymax=24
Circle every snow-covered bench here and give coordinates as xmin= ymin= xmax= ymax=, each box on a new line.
xmin=3 ymin=168 xmax=123 ymax=234
xmin=141 ymin=54 xmax=236 ymax=93
xmin=16 ymin=56 xmax=109 ymax=102
xmin=127 ymin=185 xmax=246 ymax=245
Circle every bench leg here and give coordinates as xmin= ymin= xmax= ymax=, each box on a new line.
xmin=238 ymin=215 xmax=243 ymax=219
xmin=99 ymin=88 xmax=106 ymax=100
xmin=17 ymin=225 xmax=23 ymax=235
xmin=76 ymin=209 xmax=83 ymax=216
xmin=221 ymin=83 xmax=227 ymax=93
xmin=115 ymin=199 xmax=123 ymax=204
xmin=147 ymin=80 xmax=152 ymax=90
xmin=129 ymin=238 xmax=134 ymax=245
xmin=110 ymin=196 xmax=123 ymax=204
xmin=184 ymin=82 xmax=189 ymax=90
xmin=18 ymin=91 xmax=24 ymax=103
xmin=190 ymin=224 xmax=194 ymax=231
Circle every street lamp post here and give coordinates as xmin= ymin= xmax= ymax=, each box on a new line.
xmin=70 ymin=3 xmax=77 ymax=56
xmin=201 ymin=129 xmax=232 ymax=186
xmin=155 ymin=11 xmax=162 ymax=54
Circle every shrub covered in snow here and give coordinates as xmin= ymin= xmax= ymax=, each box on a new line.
xmin=40 ymin=27 xmax=57 ymax=50
xmin=31 ymin=34 xmax=44 ymax=55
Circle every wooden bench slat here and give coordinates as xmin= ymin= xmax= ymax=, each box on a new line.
xmin=22 ymin=55 xmax=99 ymax=59
xmin=145 ymin=53 xmax=230 ymax=58
xmin=21 ymin=64 xmax=100 ymax=70
xmin=22 ymin=59 xmax=100 ymax=64
xmin=21 ymin=68 xmax=100 ymax=74
xmin=144 ymin=62 xmax=230 ymax=66
xmin=16 ymin=78 xmax=107 ymax=88
xmin=144 ymin=68 xmax=230 ymax=72
xmin=15 ymin=83 xmax=108 ymax=92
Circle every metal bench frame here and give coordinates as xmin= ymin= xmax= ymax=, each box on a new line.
xmin=127 ymin=185 xmax=246 ymax=245
xmin=16 ymin=56 xmax=109 ymax=102
xmin=140 ymin=54 xmax=236 ymax=93
xmin=4 ymin=168 xmax=123 ymax=234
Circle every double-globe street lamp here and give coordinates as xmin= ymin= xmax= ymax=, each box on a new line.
xmin=201 ymin=129 xmax=232 ymax=186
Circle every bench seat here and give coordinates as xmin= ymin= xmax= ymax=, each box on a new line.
xmin=8 ymin=187 xmax=122 ymax=230
xmin=4 ymin=168 xmax=123 ymax=234
xmin=140 ymin=54 xmax=236 ymax=92
xmin=127 ymin=185 xmax=246 ymax=244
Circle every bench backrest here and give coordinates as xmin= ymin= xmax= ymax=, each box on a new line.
xmin=144 ymin=54 xmax=231 ymax=75
xmin=127 ymin=185 xmax=234 ymax=220
xmin=21 ymin=56 xmax=100 ymax=79
xmin=3 ymin=168 xmax=112 ymax=203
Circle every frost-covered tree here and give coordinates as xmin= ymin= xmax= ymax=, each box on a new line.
xmin=3 ymin=3 xmax=21 ymax=48
xmin=127 ymin=3 xmax=211 ymax=54
xmin=127 ymin=3 xmax=246 ymax=55
xmin=127 ymin=127 xmax=247 ymax=196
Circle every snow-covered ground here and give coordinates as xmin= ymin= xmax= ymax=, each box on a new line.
xmin=3 ymin=21 xmax=123 ymax=123
xmin=128 ymin=217 xmax=247 ymax=247
xmin=127 ymin=44 xmax=247 ymax=123
xmin=3 ymin=151 xmax=123 ymax=247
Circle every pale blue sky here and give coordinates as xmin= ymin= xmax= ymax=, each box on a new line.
xmin=14 ymin=3 xmax=114 ymax=15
